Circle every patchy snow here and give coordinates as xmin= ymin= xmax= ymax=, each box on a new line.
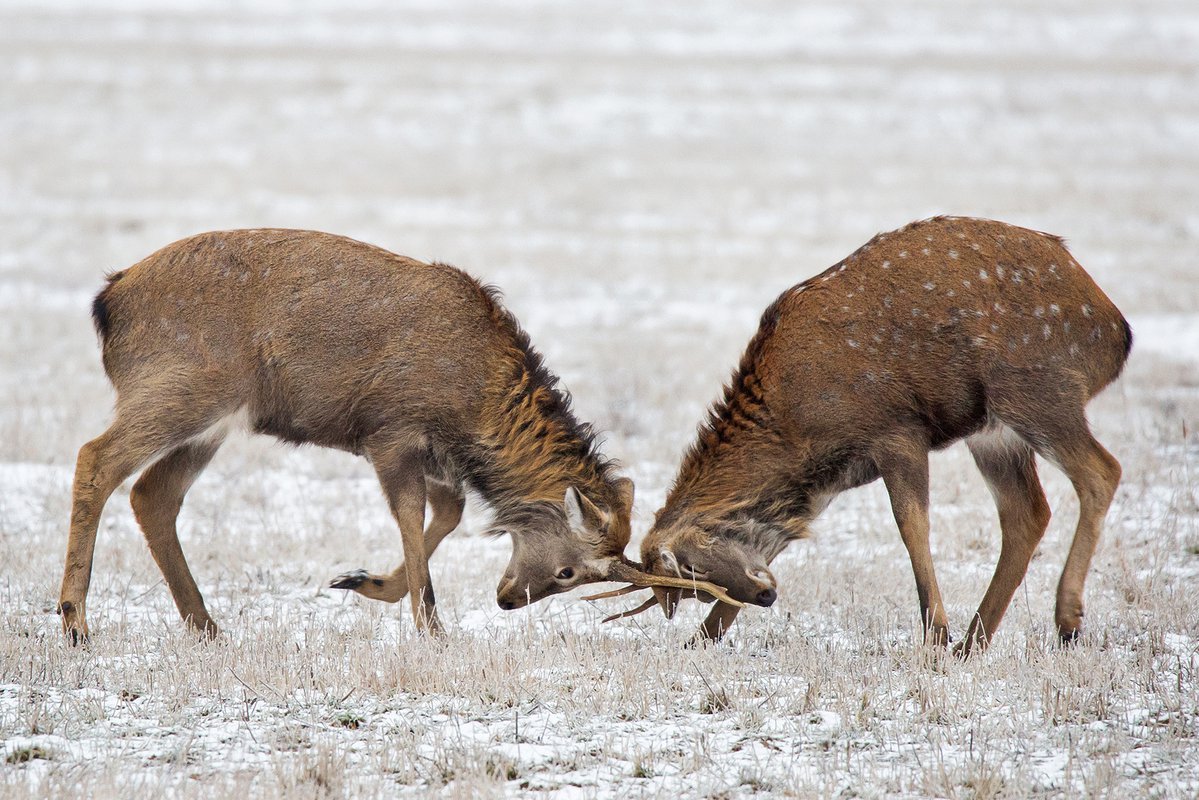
xmin=3 ymin=0 xmax=1199 ymax=796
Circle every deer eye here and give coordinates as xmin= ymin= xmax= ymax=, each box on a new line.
xmin=556 ymin=567 xmax=575 ymax=581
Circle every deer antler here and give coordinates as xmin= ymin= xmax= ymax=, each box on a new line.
xmin=581 ymin=584 xmax=644 ymax=602
xmin=581 ymin=558 xmax=745 ymax=619
xmin=600 ymin=597 xmax=659 ymax=623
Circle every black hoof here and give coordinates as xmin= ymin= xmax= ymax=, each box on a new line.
xmin=330 ymin=569 xmax=369 ymax=590
xmin=1058 ymin=628 xmax=1081 ymax=646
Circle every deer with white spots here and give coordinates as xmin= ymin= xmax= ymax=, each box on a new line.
xmin=599 ymin=217 xmax=1131 ymax=655
xmin=58 ymin=229 xmax=739 ymax=644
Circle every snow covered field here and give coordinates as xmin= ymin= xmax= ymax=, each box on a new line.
xmin=2 ymin=1 xmax=1197 ymax=796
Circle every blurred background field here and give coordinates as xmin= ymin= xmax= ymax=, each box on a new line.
xmin=1 ymin=1 xmax=1197 ymax=797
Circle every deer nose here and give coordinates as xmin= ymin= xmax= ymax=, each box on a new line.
xmin=756 ymin=587 xmax=778 ymax=607
xmin=497 ymin=598 xmax=517 ymax=611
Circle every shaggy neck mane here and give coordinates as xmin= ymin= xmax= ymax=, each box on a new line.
xmin=463 ymin=280 xmax=620 ymax=522
xmin=665 ymin=295 xmax=795 ymax=525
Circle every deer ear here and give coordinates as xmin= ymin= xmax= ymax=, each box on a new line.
xmin=564 ymin=486 xmax=607 ymax=535
xmin=613 ymin=477 xmax=634 ymax=515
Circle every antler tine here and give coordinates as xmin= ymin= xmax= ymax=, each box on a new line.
xmin=600 ymin=597 xmax=659 ymax=624
xmin=581 ymin=584 xmax=644 ymax=602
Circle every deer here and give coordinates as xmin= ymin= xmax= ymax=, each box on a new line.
xmin=58 ymin=229 xmax=738 ymax=643
xmin=595 ymin=217 xmax=1131 ymax=656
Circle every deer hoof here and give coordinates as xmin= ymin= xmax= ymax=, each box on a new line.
xmin=330 ymin=569 xmax=370 ymax=591
xmin=58 ymin=601 xmax=90 ymax=646
xmin=1057 ymin=626 xmax=1082 ymax=646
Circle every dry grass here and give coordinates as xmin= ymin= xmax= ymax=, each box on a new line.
xmin=2 ymin=0 xmax=1198 ymax=797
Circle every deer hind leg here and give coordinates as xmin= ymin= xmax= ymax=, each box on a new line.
xmin=59 ymin=390 xmax=236 ymax=644
xmin=129 ymin=436 xmax=225 ymax=638
xmin=958 ymin=425 xmax=1051 ymax=657
xmin=330 ymin=479 xmax=465 ymax=604
xmin=877 ymin=442 xmax=949 ymax=647
xmin=1041 ymin=432 xmax=1121 ymax=644
xmin=991 ymin=379 xmax=1122 ymax=644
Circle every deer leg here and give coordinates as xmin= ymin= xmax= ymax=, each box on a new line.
xmin=877 ymin=444 xmax=949 ymax=647
xmin=688 ymin=602 xmax=743 ymax=646
xmin=994 ymin=384 xmax=1122 ymax=645
xmin=365 ymin=444 xmax=439 ymax=633
xmin=331 ymin=480 xmax=464 ymax=604
xmin=1044 ymin=435 xmax=1121 ymax=644
xmin=129 ymin=438 xmax=225 ymax=638
xmin=59 ymin=395 xmax=234 ymax=644
xmin=958 ymin=427 xmax=1051 ymax=657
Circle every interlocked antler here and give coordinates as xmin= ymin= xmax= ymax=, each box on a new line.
xmin=582 ymin=557 xmax=744 ymax=622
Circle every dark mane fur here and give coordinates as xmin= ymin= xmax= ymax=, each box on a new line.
xmin=668 ymin=292 xmax=787 ymax=505
xmin=452 ymin=271 xmax=620 ymax=515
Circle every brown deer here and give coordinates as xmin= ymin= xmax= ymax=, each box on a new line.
xmin=59 ymin=229 xmax=736 ymax=643
xmin=600 ymin=217 xmax=1130 ymax=655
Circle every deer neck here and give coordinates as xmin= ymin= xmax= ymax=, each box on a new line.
xmin=469 ymin=354 xmax=616 ymax=520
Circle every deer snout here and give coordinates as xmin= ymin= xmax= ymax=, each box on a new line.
xmin=496 ymin=578 xmax=531 ymax=610
xmin=746 ymin=567 xmax=777 ymax=607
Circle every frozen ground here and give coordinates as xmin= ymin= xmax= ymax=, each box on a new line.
xmin=1 ymin=1 xmax=1198 ymax=797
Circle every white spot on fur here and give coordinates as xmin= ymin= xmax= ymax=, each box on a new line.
xmin=1034 ymin=306 xmax=1045 ymax=318
xmin=996 ymin=265 xmax=1006 ymax=280
xmin=923 ymin=281 xmax=935 ymax=291
xmin=1082 ymin=304 xmax=1092 ymax=317
xmin=847 ymin=339 xmax=859 ymax=348
xmin=881 ymin=260 xmax=891 ymax=270
xmin=899 ymin=250 xmax=909 ymax=258
xmin=1050 ymin=304 xmax=1061 ymax=315
xmin=921 ymin=247 xmax=931 ymax=256
xmin=1043 ymin=324 xmax=1052 ymax=339
xmin=979 ymin=269 xmax=989 ymax=281
xmin=948 ymin=249 xmax=959 ymax=259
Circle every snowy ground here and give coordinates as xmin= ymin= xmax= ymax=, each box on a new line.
xmin=2 ymin=1 xmax=1198 ymax=797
